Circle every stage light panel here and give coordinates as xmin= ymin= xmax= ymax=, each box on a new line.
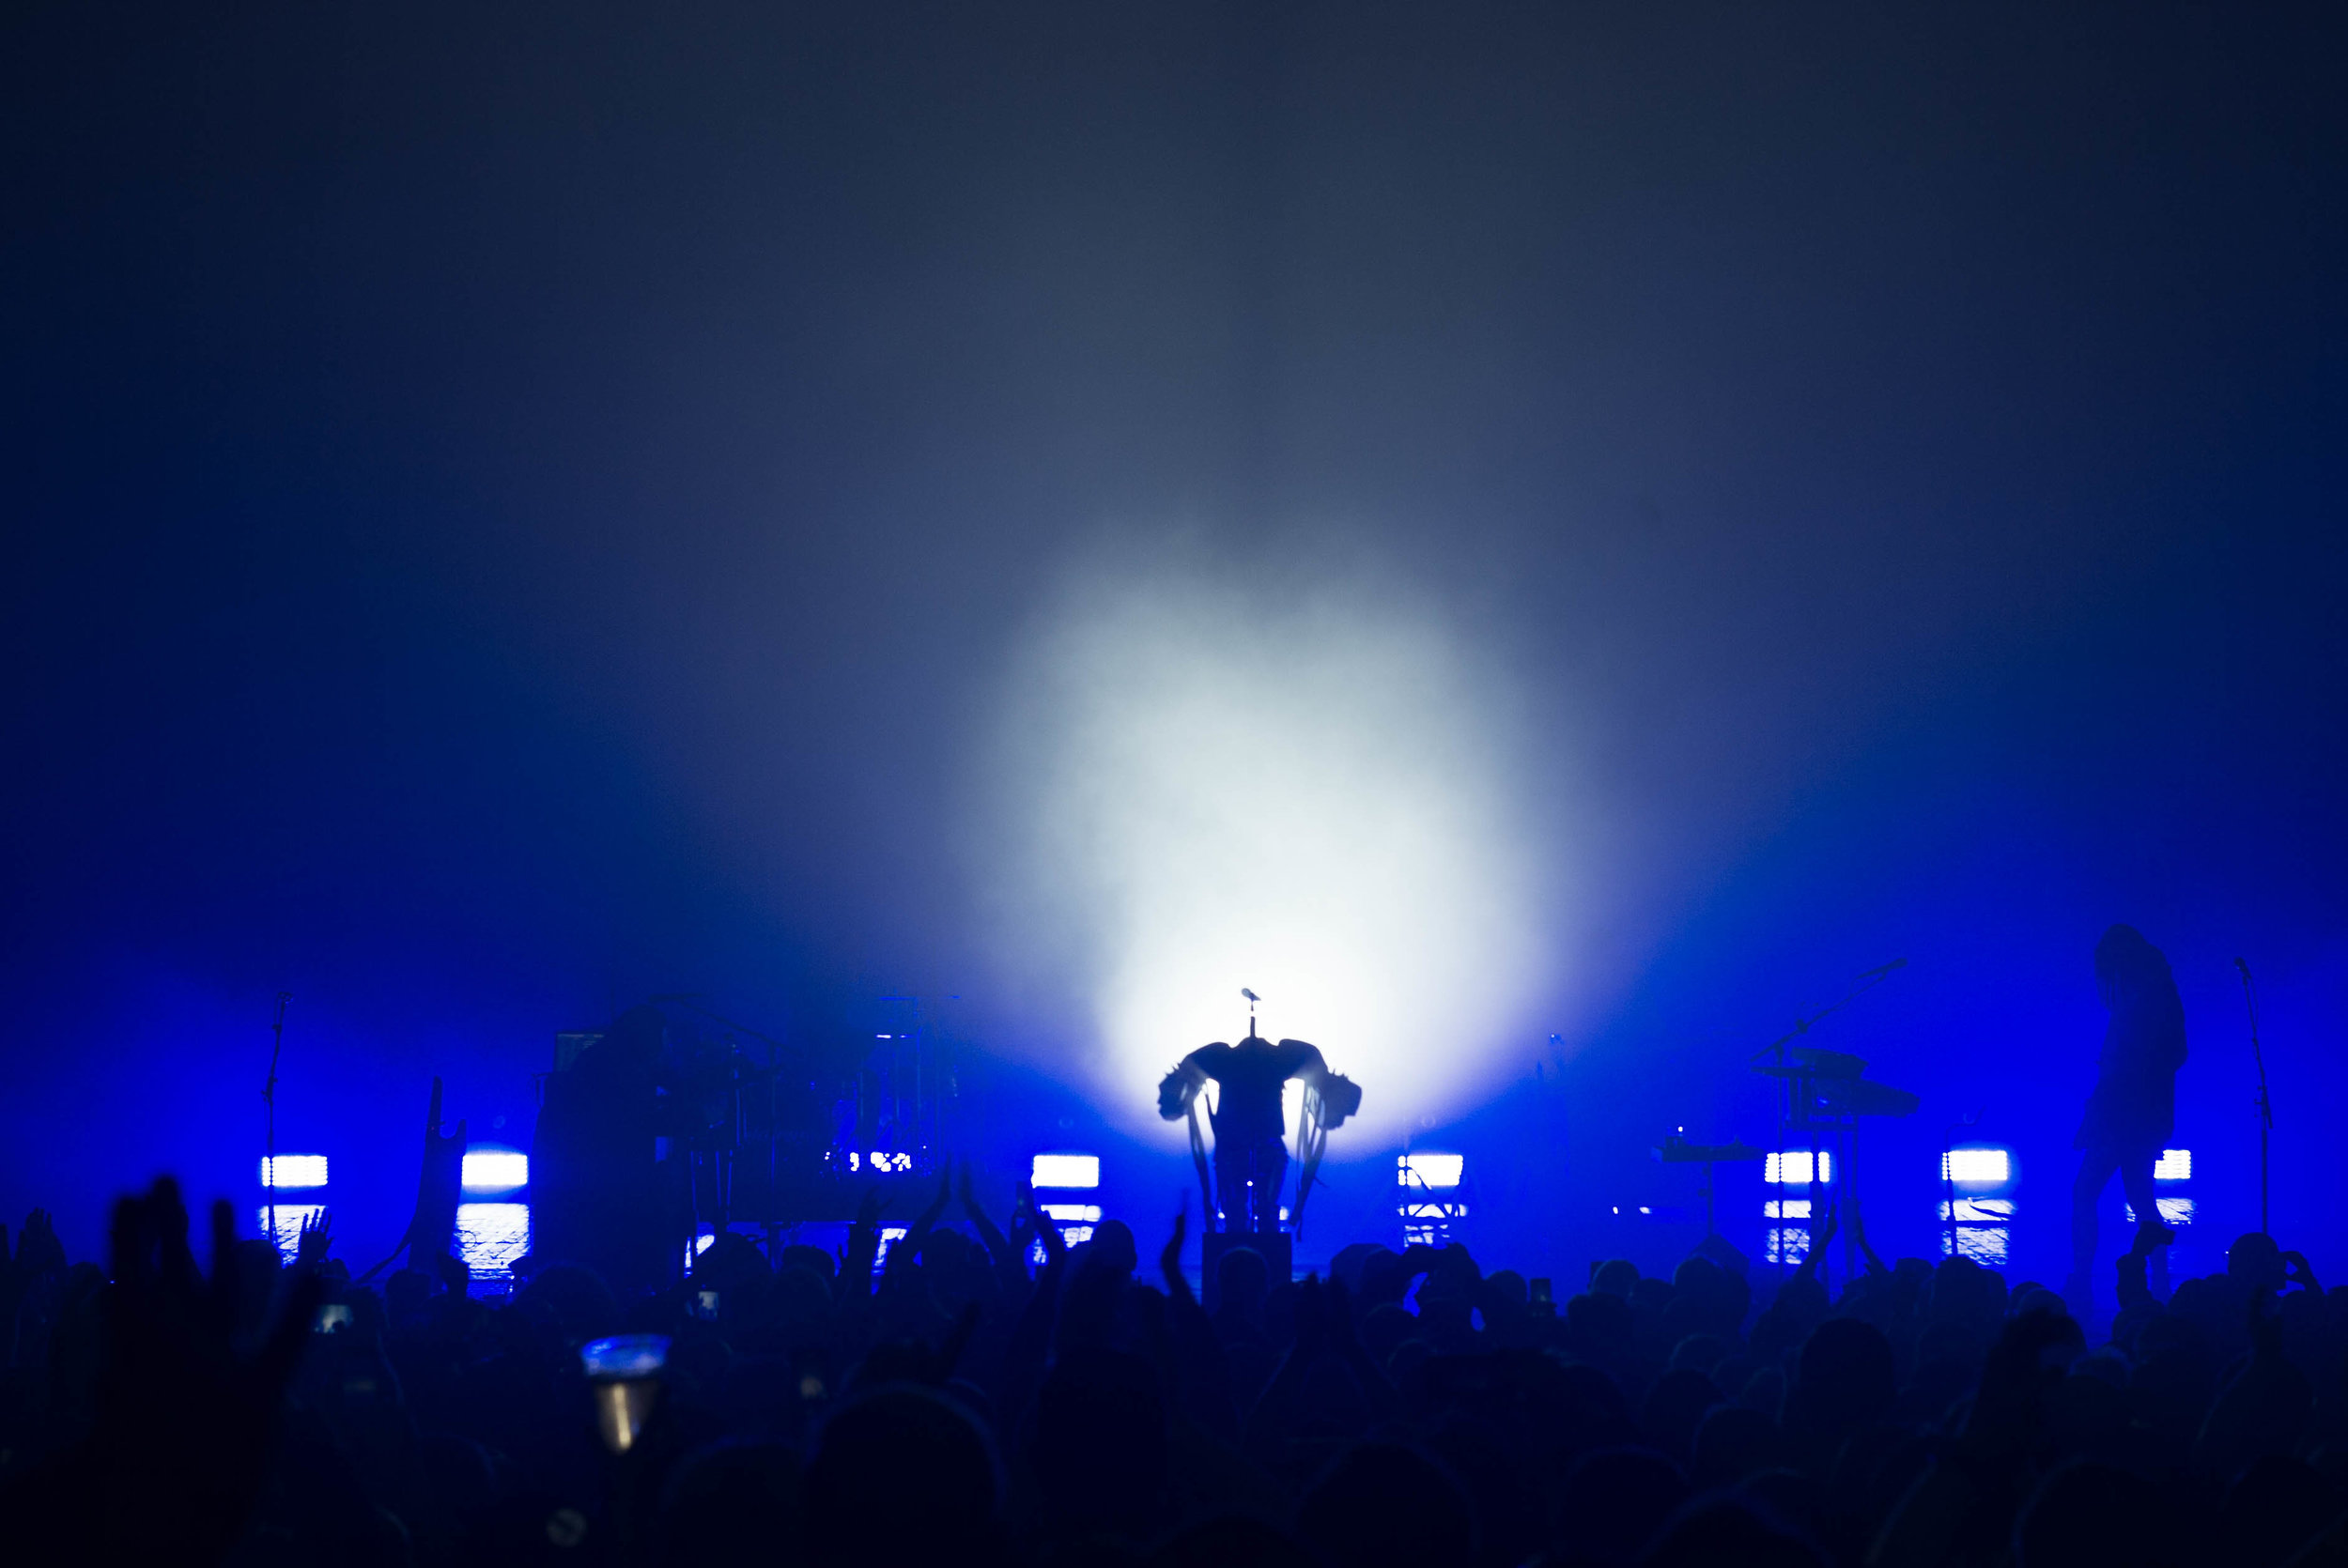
xmin=457 ymin=1203 xmax=531 ymax=1279
xmin=1764 ymin=1198 xmax=1811 ymax=1220
xmin=1765 ymin=1151 xmax=1832 ymax=1185
xmin=2124 ymin=1198 xmax=2196 ymax=1225
xmin=1939 ymin=1198 xmax=2016 ymax=1222
xmin=1401 ymin=1201 xmax=1468 ymax=1220
xmin=258 ymin=1155 xmax=328 ymax=1189
xmin=255 ymin=1203 xmax=325 ymax=1259
xmin=867 ymin=1152 xmax=912 ymax=1173
xmin=1941 ymin=1147 xmax=2011 ymax=1185
xmin=1398 ymin=1153 xmax=1464 ymax=1190
xmin=1765 ymin=1227 xmax=1810 ymax=1264
xmin=1040 ymin=1203 xmax=1103 ymax=1222
xmin=1030 ymin=1153 xmax=1100 ymax=1189
xmin=462 ymin=1148 xmax=529 ymax=1192
xmin=2154 ymin=1148 xmax=2191 ymax=1181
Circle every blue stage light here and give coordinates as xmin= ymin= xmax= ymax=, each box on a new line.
xmin=1940 ymin=1147 xmax=2012 ymax=1185
xmin=1030 ymin=1153 xmax=1100 ymax=1189
xmin=1397 ymin=1152 xmax=1464 ymax=1190
xmin=258 ymin=1155 xmax=328 ymax=1190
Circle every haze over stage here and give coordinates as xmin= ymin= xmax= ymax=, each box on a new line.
xmin=1 ymin=5 xmax=2343 ymax=1278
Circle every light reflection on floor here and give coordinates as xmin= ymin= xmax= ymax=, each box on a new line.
xmin=456 ymin=1202 xmax=530 ymax=1287
xmin=255 ymin=1204 xmax=326 ymax=1263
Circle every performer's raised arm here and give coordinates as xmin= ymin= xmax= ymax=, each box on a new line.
xmin=1156 ymin=1044 xmax=1219 ymax=1121
xmin=1275 ymin=1038 xmax=1362 ymax=1129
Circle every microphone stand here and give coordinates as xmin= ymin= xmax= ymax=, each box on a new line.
xmin=2236 ymin=959 xmax=2270 ymax=1235
xmin=262 ymin=992 xmax=292 ymax=1249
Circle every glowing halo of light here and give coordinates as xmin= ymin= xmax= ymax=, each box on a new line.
xmin=974 ymin=546 xmax=1562 ymax=1144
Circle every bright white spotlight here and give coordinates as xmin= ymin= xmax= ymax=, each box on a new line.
xmin=1030 ymin=1153 xmax=1100 ymax=1190
xmin=461 ymin=1148 xmax=529 ymax=1192
xmin=978 ymin=554 xmax=1556 ymax=1142
xmin=1941 ymin=1147 xmax=2011 ymax=1185
xmin=1398 ymin=1153 xmax=1464 ymax=1190
xmin=2153 ymin=1148 xmax=2191 ymax=1181
xmin=1040 ymin=1203 xmax=1104 ymax=1222
xmin=259 ymin=1155 xmax=328 ymax=1190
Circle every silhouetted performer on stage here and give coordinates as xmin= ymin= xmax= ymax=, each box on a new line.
xmin=1158 ymin=1035 xmax=1359 ymax=1233
xmin=2070 ymin=924 xmax=2187 ymax=1302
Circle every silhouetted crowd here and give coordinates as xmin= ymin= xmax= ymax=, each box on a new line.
xmin=0 ymin=1172 xmax=2340 ymax=1568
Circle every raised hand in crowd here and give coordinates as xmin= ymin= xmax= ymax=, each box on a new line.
xmin=4 ymin=1179 xmax=321 ymax=1565
xmin=295 ymin=1207 xmax=333 ymax=1269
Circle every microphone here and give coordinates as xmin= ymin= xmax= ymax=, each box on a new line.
xmin=1855 ymin=958 xmax=1908 ymax=982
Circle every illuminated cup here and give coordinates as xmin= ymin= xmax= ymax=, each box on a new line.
xmin=580 ymin=1334 xmax=670 ymax=1454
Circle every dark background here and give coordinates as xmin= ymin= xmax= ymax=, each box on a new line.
xmin=4 ymin=2 xmax=2342 ymax=1281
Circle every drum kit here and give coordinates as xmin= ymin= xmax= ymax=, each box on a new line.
xmin=1654 ymin=961 xmax=1918 ymax=1283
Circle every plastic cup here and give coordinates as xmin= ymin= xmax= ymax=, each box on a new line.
xmin=580 ymin=1334 xmax=670 ymax=1453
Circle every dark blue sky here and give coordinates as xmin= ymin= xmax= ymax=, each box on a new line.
xmin=5 ymin=2 xmax=2342 ymax=1271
